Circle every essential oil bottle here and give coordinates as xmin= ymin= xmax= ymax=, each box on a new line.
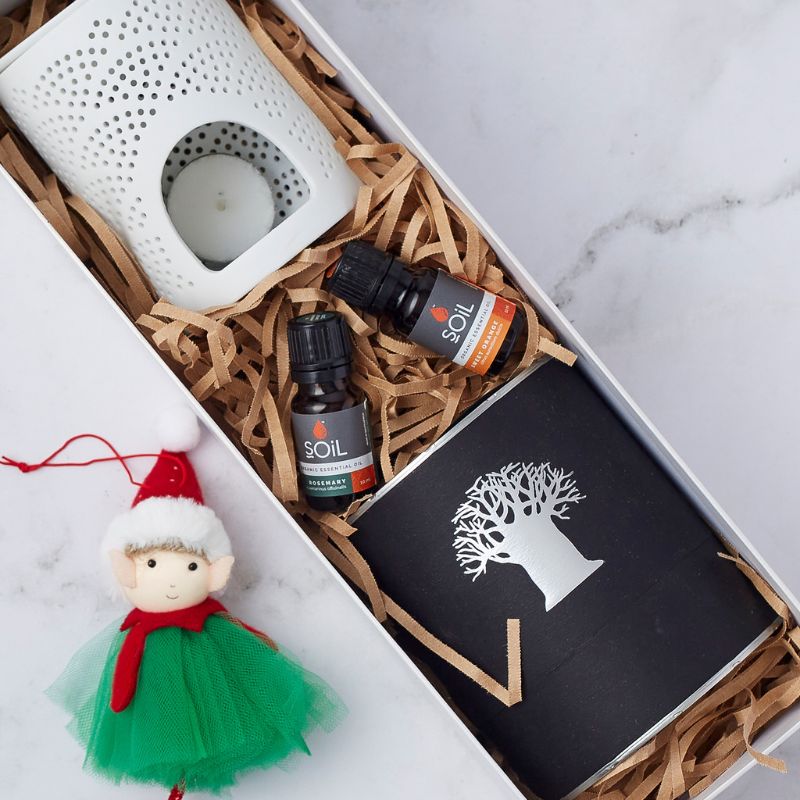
xmin=288 ymin=311 xmax=378 ymax=512
xmin=325 ymin=241 xmax=524 ymax=376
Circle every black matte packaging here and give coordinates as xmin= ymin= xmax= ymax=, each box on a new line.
xmin=349 ymin=360 xmax=776 ymax=800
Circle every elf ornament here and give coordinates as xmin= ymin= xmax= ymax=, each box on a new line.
xmin=1 ymin=408 xmax=344 ymax=798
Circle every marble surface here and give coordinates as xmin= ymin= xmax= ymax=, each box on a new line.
xmin=2 ymin=0 xmax=800 ymax=798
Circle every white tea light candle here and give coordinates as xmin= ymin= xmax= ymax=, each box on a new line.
xmin=167 ymin=155 xmax=276 ymax=266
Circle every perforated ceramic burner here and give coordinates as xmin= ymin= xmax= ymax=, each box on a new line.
xmin=0 ymin=0 xmax=360 ymax=310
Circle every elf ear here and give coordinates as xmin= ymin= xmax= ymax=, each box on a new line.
xmin=208 ymin=555 xmax=235 ymax=592
xmin=109 ymin=550 xmax=137 ymax=588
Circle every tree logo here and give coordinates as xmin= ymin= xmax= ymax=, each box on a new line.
xmin=452 ymin=462 xmax=603 ymax=611
xmin=430 ymin=305 xmax=449 ymax=323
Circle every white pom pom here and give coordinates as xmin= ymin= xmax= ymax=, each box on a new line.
xmin=156 ymin=404 xmax=201 ymax=452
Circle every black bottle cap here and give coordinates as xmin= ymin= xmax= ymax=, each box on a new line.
xmin=288 ymin=311 xmax=352 ymax=382
xmin=326 ymin=241 xmax=396 ymax=314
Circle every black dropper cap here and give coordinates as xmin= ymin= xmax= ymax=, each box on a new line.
xmin=325 ymin=241 xmax=398 ymax=314
xmin=288 ymin=311 xmax=352 ymax=383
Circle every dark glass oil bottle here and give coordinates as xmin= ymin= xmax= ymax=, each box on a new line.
xmin=288 ymin=311 xmax=378 ymax=512
xmin=326 ymin=241 xmax=524 ymax=377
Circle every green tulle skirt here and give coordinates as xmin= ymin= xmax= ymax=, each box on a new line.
xmin=47 ymin=613 xmax=345 ymax=793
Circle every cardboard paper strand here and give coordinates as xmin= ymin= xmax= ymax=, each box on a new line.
xmin=2 ymin=2 xmax=799 ymax=798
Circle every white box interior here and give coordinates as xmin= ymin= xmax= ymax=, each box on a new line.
xmin=1 ymin=0 xmax=798 ymax=796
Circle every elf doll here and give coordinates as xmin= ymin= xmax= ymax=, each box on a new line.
xmin=2 ymin=408 xmax=344 ymax=799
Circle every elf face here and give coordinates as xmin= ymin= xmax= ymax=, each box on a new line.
xmin=109 ymin=548 xmax=235 ymax=613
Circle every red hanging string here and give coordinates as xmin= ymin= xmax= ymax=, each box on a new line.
xmin=0 ymin=433 xmax=187 ymax=489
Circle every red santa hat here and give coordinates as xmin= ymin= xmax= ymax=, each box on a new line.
xmin=101 ymin=406 xmax=231 ymax=561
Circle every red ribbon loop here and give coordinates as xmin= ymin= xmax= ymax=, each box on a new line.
xmin=0 ymin=433 xmax=187 ymax=489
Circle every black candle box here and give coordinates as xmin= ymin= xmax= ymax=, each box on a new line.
xmin=349 ymin=359 xmax=777 ymax=800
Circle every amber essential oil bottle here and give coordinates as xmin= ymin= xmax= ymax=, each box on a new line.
xmin=326 ymin=241 xmax=524 ymax=377
xmin=288 ymin=311 xmax=378 ymax=512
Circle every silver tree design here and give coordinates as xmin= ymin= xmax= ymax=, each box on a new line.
xmin=452 ymin=462 xmax=603 ymax=610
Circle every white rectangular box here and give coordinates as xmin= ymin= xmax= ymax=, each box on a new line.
xmin=1 ymin=1 xmax=798 ymax=796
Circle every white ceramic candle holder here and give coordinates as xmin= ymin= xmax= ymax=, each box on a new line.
xmin=0 ymin=0 xmax=360 ymax=310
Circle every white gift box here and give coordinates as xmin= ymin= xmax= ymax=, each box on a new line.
xmin=1 ymin=1 xmax=799 ymax=797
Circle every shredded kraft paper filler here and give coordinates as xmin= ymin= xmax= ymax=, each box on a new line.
xmin=2 ymin=2 xmax=800 ymax=798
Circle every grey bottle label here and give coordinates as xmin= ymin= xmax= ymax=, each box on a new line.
xmin=292 ymin=401 xmax=377 ymax=497
xmin=408 ymin=271 xmax=516 ymax=375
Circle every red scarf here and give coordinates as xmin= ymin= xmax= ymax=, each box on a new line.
xmin=111 ymin=597 xmax=225 ymax=713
